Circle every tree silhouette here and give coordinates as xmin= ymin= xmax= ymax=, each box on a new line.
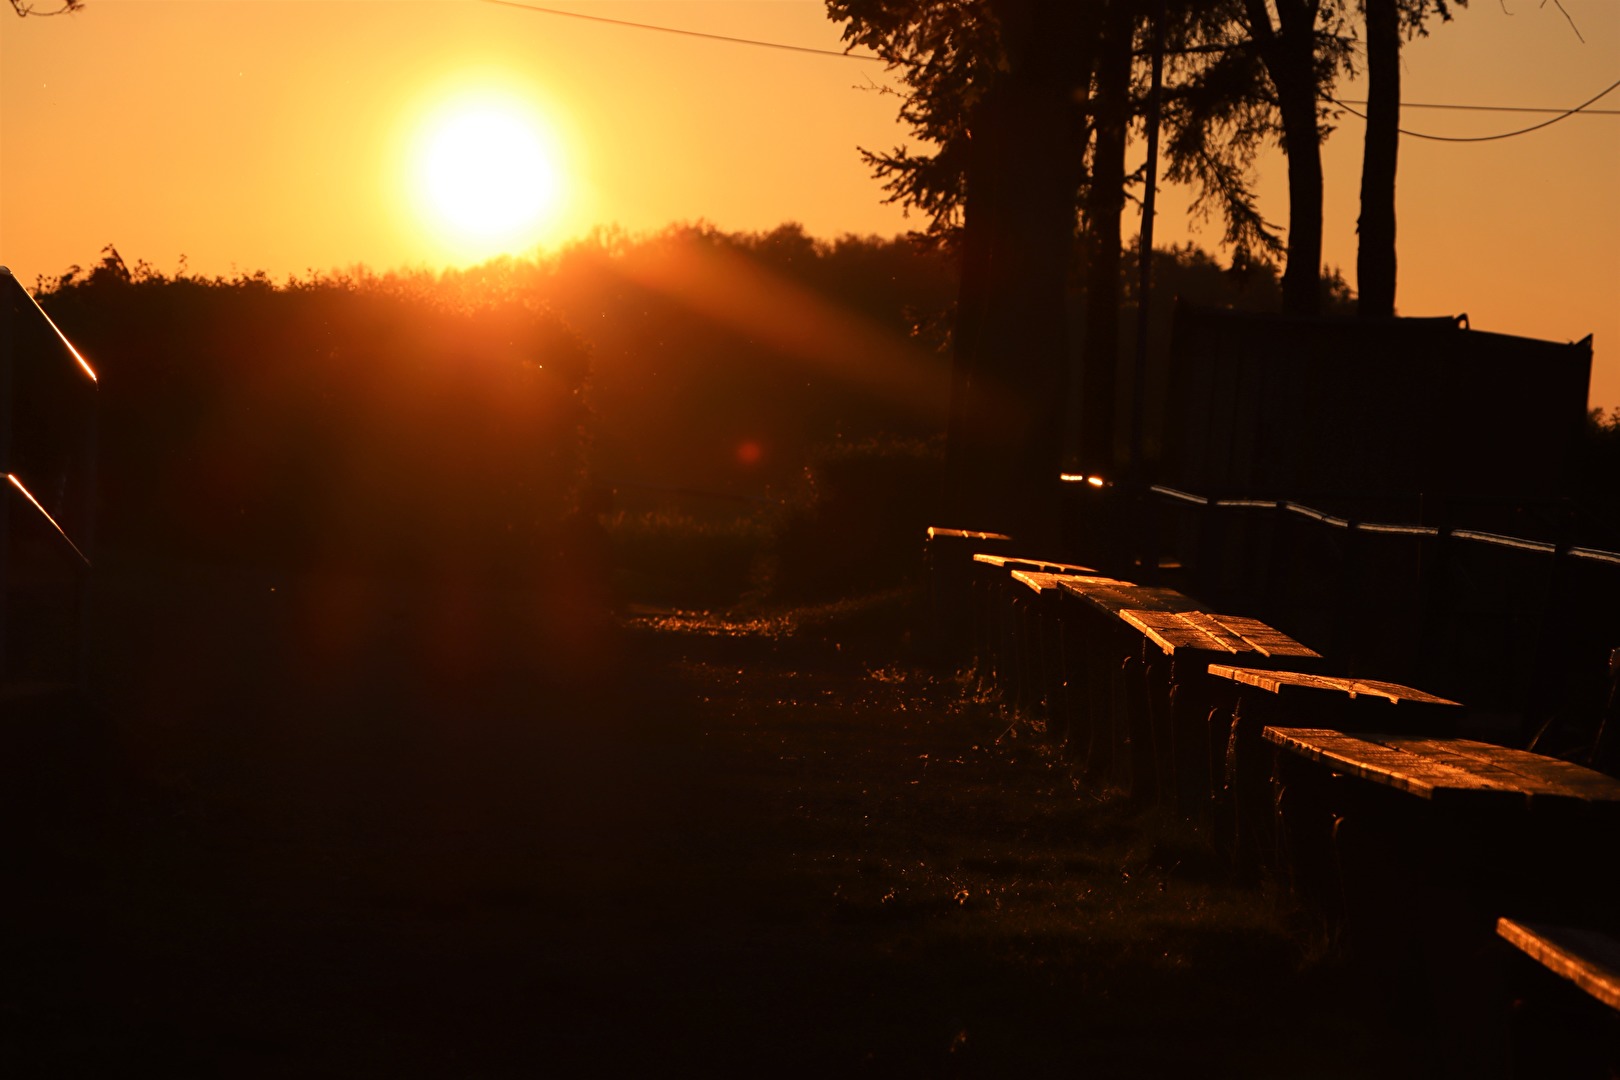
xmin=1235 ymin=0 xmax=1354 ymax=315
xmin=832 ymin=0 xmax=1099 ymax=542
xmin=1076 ymin=0 xmax=1136 ymax=480
xmin=831 ymin=0 xmax=1339 ymax=528
xmin=8 ymin=0 xmax=83 ymax=16
xmin=1357 ymin=0 xmax=1462 ymax=319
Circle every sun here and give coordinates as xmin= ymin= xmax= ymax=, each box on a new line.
xmin=410 ymin=95 xmax=564 ymax=258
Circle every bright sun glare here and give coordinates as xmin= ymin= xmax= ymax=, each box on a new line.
xmin=411 ymin=96 xmax=563 ymax=258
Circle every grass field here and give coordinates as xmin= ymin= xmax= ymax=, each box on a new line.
xmin=4 ymin=558 xmax=1445 ymax=1075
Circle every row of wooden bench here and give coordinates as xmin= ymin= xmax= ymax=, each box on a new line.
xmin=925 ymin=525 xmax=1620 ymax=1075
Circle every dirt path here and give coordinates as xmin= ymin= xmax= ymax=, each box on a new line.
xmin=6 ymin=569 xmax=1435 ymax=1075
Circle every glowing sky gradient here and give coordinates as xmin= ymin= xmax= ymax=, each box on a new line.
xmin=2 ymin=0 xmax=1616 ymax=407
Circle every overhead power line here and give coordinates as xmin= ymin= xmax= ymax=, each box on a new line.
xmin=480 ymin=1 xmax=1618 ymax=141
xmin=1331 ymin=76 xmax=1620 ymax=142
xmin=1335 ymin=98 xmax=1619 ymax=117
xmin=478 ymin=0 xmax=885 ymax=62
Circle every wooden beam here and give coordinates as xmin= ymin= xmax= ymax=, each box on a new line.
xmin=1208 ymin=666 xmax=1460 ymax=706
xmin=1497 ymin=919 xmax=1620 ymax=1013
xmin=972 ymin=553 xmax=1099 ymax=575
xmin=1262 ymin=727 xmax=1620 ymax=810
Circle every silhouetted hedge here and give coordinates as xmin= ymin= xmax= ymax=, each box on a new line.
xmin=40 ymin=252 xmax=591 ymax=576
xmin=430 ymin=223 xmax=959 ymax=503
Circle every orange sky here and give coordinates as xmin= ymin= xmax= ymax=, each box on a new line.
xmin=2 ymin=0 xmax=1616 ymax=409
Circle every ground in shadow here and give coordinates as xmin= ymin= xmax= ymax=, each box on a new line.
xmin=5 ymin=568 xmax=1437 ymax=1076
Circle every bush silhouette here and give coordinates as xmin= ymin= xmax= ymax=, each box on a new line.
xmin=40 ymin=253 xmax=591 ymax=577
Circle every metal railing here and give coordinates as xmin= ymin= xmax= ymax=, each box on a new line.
xmin=1140 ymin=481 xmax=1618 ymax=762
xmin=1 ymin=266 xmax=98 ymax=688
xmin=1149 ymin=483 xmax=1620 ymax=565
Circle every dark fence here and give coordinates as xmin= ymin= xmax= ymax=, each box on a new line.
xmin=1 ymin=267 xmax=99 ymax=687
xmin=1144 ymin=483 xmax=1620 ymax=759
xmin=1161 ymin=304 xmax=1593 ymax=515
xmin=1083 ymin=302 xmax=1611 ymax=757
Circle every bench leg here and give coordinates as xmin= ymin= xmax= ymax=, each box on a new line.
xmin=1124 ymin=651 xmax=1157 ymax=805
xmin=1080 ymin=645 xmax=1118 ymax=785
xmin=1273 ymin=750 xmax=1343 ymax=930
xmin=1222 ymin=696 xmax=1272 ymax=880
xmin=1166 ymin=666 xmax=1217 ymax=822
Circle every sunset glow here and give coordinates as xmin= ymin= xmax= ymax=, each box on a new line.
xmin=2 ymin=7 xmax=1618 ymax=1065
xmin=0 ymin=1 xmax=1616 ymax=407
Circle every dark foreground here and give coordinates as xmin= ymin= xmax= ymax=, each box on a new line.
xmin=6 ymin=560 xmax=1438 ymax=1076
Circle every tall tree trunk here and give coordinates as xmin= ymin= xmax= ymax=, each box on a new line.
xmin=1248 ymin=0 xmax=1326 ymax=317
xmin=942 ymin=0 xmax=1087 ymax=544
xmin=943 ymin=92 xmax=1007 ymax=528
xmin=1357 ymin=0 xmax=1400 ymax=317
xmin=1078 ymin=0 xmax=1133 ymax=478
xmin=1276 ymin=33 xmax=1323 ymax=316
xmin=1278 ymin=92 xmax=1324 ymax=316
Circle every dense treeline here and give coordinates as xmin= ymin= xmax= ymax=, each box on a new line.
xmin=1578 ymin=407 xmax=1620 ymax=546
xmin=432 ymin=223 xmax=959 ymax=501
xmin=40 ymin=249 xmax=591 ymax=575
xmin=33 ymin=229 xmax=1355 ymax=580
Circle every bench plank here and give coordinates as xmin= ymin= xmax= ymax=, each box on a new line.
xmin=1120 ymin=609 xmax=1248 ymax=656
xmin=1498 ymin=918 xmax=1620 ymax=1012
xmin=1209 ymin=666 xmax=1461 ymax=707
xmin=1262 ymin=727 xmax=1523 ymax=803
xmin=1388 ymin=737 xmax=1620 ymax=805
xmin=1201 ymin=614 xmax=1323 ymax=661
xmin=1376 ymin=737 xmax=1576 ymax=797
xmin=973 ymin=554 xmax=1099 ymax=575
xmin=928 ymin=527 xmax=1013 ymax=542
xmin=1060 ymin=578 xmax=1190 ymax=616
xmin=1177 ymin=611 xmax=1261 ymax=653
xmin=1011 ymin=569 xmax=1121 ymax=595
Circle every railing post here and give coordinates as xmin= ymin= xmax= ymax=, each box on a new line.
xmin=0 ymin=267 xmax=99 ymax=689
xmin=0 ymin=276 xmax=13 ymax=682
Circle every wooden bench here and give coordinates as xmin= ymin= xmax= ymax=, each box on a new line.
xmin=1260 ymin=723 xmax=1620 ymax=995
xmin=1000 ymin=568 xmax=1115 ymax=736
xmin=1259 ymin=723 xmax=1620 ymax=1069
xmin=1262 ymin=727 xmax=1620 ymax=816
xmin=971 ymin=553 xmax=1099 ymax=575
xmin=1262 ymin=725 xmax=1620 ymax=873
xmin=1029 ymin=587 xmax=1320 ymax=807
xmin=1496 ymin=919 xmax=1620 ymax=1078
xmin=1207 ymin=667 xmax=1465 ymax=877
xmin=1114 ymin=616 xmax=1321 ymax=815
xmin=966 ymin=554 xmax=1098 ymax=701
xmin=1054 ymin=577 xmax=1198 ymax=793
xmin=1498 ymin=918 xmax=1620 ymax=1012
xmin=922 ymin=527 xmax=1014 ymax=663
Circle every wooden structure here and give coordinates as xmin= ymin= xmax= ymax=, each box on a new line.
xmin=1161 ymin=303 xmax=1592 ymax=508
xmin=1206 ymin=667 xmax=1464 ymax=874
xmin=1147 ymin=484 xmax=1620 ymax=765
xmin=1257 ymin=722 xmax=1620 ymax=1074
xmin=923 ymin=527 xmax=1015 ymax=662
xmin=933 ymin=292 xmax=1616 ymax=1063
xmin=996 ymin=568 xmax=1116 ymax=740
xmin=1497 ymin=919 xmax=1620 ymax=1013
xmin=1119 ymin=618 xmax=1320 ymax=813
xmin=968 ymin=557 xmax=1101 ymax=716
xmin=1053 ymin=576 xmax=1191 ymax=791
xmin=1267 ymin=725 xmax=1617 ymax=930
xmin=1496 ymin=919 xmax=1620 ymax=1078
xmin=1036 ymin=576 xmax=1320 ymax=806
